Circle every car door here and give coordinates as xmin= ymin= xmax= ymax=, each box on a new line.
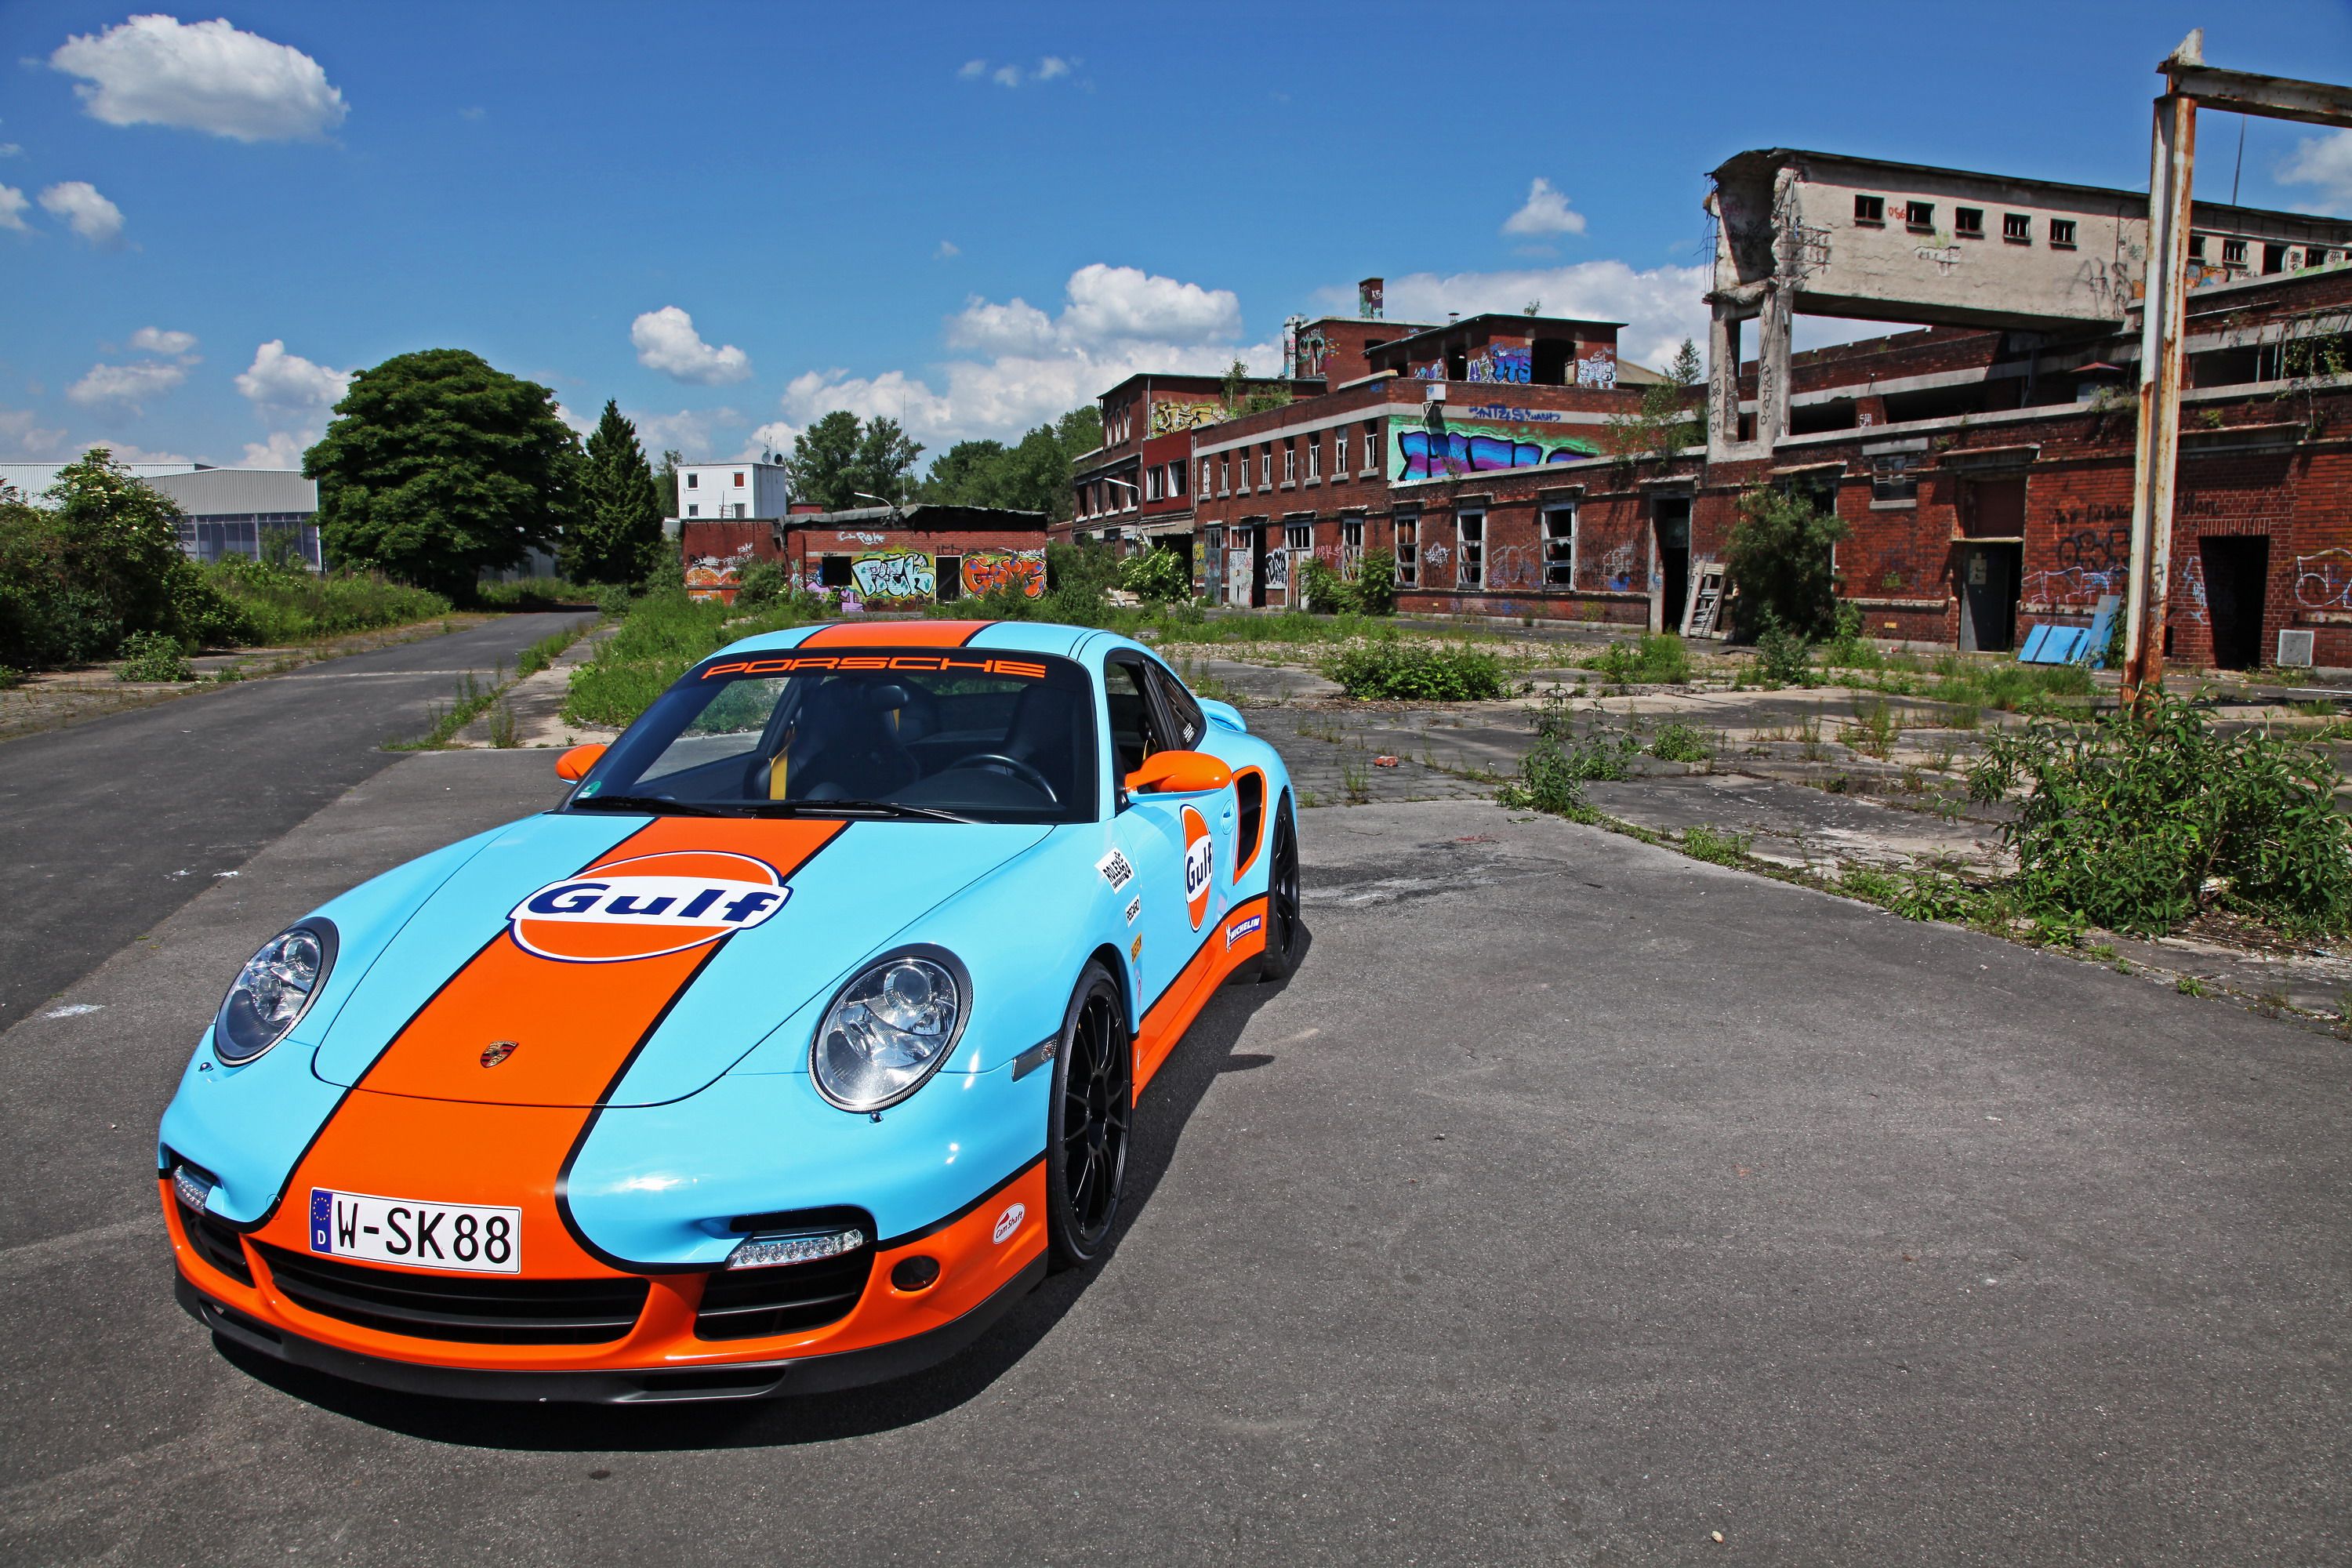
xmin=1102 ymin=653 xmax=1229 ymax=1022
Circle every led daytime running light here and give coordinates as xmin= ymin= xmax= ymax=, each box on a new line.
xmin=724 ymin=1227 xmax=867 ymax=1270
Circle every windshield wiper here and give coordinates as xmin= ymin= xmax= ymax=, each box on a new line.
xmin=568 ymin=794 xmax=737 ymax=817
xmin=750 ymin=798 xmax=975 ymax=824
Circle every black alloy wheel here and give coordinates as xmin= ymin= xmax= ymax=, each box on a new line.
xmin=1256 ymin=797 xmax=1302 ymax=982
xmin=1045 ymin=963 xmax=1131 ymax=1269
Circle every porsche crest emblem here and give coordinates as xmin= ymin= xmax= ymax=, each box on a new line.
xmin=480 ymin=1040 xmax=521 ymax=1069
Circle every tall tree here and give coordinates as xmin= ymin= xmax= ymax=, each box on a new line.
xmin=848 ymin=416 xmax=924 ymax=506
xmin=653 ymin=448 xmax=681 ymax=520
xmin=784 ymin=411 xmax=865 ymax=512
xmin=43 ymin=448 xmax=188 ymax=636
xmin=305 ymin=349 xmax=582 ymax=598
xmin=563 ymin=400 xmax=664 ymax=583
xmin=920 ymin=440 xmax=1011 ymax=507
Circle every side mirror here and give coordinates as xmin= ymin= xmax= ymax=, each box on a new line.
xmin=1124 ymin=750 xmax=1232 ymax=797
xmin=556 ymin=742 xmax=608 ymax=782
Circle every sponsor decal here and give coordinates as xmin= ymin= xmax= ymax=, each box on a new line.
xmin=508 ymin=850 xmax=787 ymax=964
xmin=701 ymin=653 xmax=1047 ymax=681
xmin=992 ymin=1202 xmax=1025 ymax=1244
xmin=1098 ymin=848 xmax=1135 ymax=892
xmin=1123 ymin=895 xmax=1142 ymax=926
xmin=1181 ymin=804 xmax=1213 ymax=931
xmin=1130 ymin=934 xmax=1144 ymax=964
xmin=1225 ymin=914 xmax=1263 ymax=949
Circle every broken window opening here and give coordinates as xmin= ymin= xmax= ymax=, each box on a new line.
xmin=1456 ymin=510 xmax=1486 ymax=590
xmin=1395 ymin=512 xmax=1420 ymax=587
xmin=1905 ymin=201 xmax=1935 ymax=232
xmin=2003 ymin=212 xmax=2032 ymax=245
xmin=818 ymin=555 xmax=853 ymax=589
xmin=1853 ymin=194 xmax=1886 ymax=227
xmin=1955 ymin=207 xmax=1985 ymax=239
xmin=1541 ymin=506 xmax=1576 ymax=586
xmin=2049 ymin=218 xmax=2077 ymax=249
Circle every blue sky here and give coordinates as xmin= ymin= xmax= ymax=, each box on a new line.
xmin=3 ymin=1 xmax=2350 ymax=472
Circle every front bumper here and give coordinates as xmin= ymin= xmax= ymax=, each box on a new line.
xmin=174 ymin=1255 xmax=1046 ymax=1403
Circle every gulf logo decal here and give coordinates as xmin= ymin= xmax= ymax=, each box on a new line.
xmin=508 ymin=850 xmax=788 ymax=964
xmin=1181 ymin=804 xmax=1213 ymax=931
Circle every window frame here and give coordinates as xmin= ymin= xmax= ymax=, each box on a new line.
xmin=1853 ymin=194 xmax=1886 ymax=227
xmin=1541 ymin=504 xmax=1577 ymax=586
xmin=2049 ymin=218 xmax=2078 ymax=249
xmin=1103 ymin=652 xmax=1178 ymax=807
xmin=1954 ymin=206 xmax=1984 ymax=239
xmin=1395 ymin=510 xmax=1420 ymax=587
xmin=2003 ymin=212 xmax=2032 ymax=245
xmin=1904 ymin=200 xmax=1934 ymax=232
xmin=1456 ymin=509 xmax=1486 ymax=590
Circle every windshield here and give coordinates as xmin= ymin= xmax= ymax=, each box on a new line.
xmin=570 ymin=648 xmax=1098 ymax=824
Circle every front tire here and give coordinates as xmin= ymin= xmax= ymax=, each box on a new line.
xmin=1045 ymin=962 xmax=1131 ymax=1270
xmin=1256 ymin=797 xmax=1302 ymax=982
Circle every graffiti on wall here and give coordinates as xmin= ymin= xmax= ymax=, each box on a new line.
xmin=685 ymin=545 xmax=757 ymax=603
xmin=1226 ymin=548 xmax=1253 ymax=606
xmin=1149 ymin=401 xmax=1224 ymax=437
xmin=851 ymin=551 xmax=935 ymax=602
xmin=1576 ymin=351 xmax=1617 ymax=390
xmin=2176 ymin=557 xmax=2209 ymax=625
xmin=1487 ymin=544 xmax=1542 ymax=591
xmin=1264 ymin=549 xmax=1290 ymax=590
xmin=1461 ymin=404 xmax=1565 ymax=423
xmin=2296 ymin=548 xmax=2352 ymax=611
xmin=835 ymin=530 xmax=887 ymax=546
xmin=1359 ymin=278 xmax=1384 ymax=318
xmin=1466 ymin=345 xmax=1532 ymax=384
xmin=2020 ymin=567 xmax=2118 ymax=612
xmin=1294 ymin=328 xmax=1331 ymax=378
xmin=1388 ymin=416 xmax=1599 ymax=486
xmin=961 ymin=550 xmax=1046 ymax=599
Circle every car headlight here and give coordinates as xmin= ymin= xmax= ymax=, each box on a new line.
xmin=810 ymin=948 xmax=967 ymax=1112
xmin=214 ymin=921 xmax=336 ymax=1066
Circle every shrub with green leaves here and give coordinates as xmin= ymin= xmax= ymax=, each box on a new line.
xmin=1120 ymin=546 xmax=1192 ymax=604
xmin=1349 ymin=551 xmax=1397 ymax=615
xmin=1294 ymin=556 xmax=1350 ymax=615
xmin=731 ymin=559 xmax=788 ymax=610
xmin=1726 ymin=483 xmax=1847 ymax=638
xmin=1752 ymin=615 xmax=1813 ymax=686
xmin=1593 ymin=633 xmax=1690 ymax=685
xmin=1968 ymin=695 xmax=2352 ymax=937
xmin=1649 ymin=722 xmax=1712 ymax=764
xmin=115 ymin=630 xmax=193 ymax=682
xmin=1324 ymin=637 xmax=1505 ymax=701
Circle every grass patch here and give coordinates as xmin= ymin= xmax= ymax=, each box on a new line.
xmin=1324 ymin=637 xmax=1507 ymax=701
xmin=114 ymin=630 xmax=192 ymax=682
xmin=1680 ymin=824 xmax=1752 ymax=865
xmin=1592 ymin=633 xmax=1691 ymax=685
xmin=1648 ymin=721 xmax=1714 ymax=764
xmin=473 ymin=576 xmax=604 ymax=610
xmin=562 ymin=590 xmax=824 ymax=729
xmin=204 ymin=559 xmax=452 ymax=645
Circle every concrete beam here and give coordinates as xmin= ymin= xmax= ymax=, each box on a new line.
xmin=2166 ymin=64 xmax=2352 ymax=130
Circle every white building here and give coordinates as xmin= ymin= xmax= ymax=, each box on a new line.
xmin=674 ymin=459 xmax=792 ymax=522
xmin=0 ymin=461 xmax=321 ymax=568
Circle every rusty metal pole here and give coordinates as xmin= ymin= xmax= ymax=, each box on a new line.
xmin=2123 ymin=88 xmax=2198 ymax=706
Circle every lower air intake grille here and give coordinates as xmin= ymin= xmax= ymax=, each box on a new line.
xmin=179 ymin=1200 xmax=253 ymax=1285
xmin=255 ymin=1245 xmax=648 ymax=1345
xmin=695 ymin=1247 xmax=873 ymax=1341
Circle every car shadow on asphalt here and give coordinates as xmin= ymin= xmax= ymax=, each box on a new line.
xmin=219 ymin=924 xmax=1313 ymax=1450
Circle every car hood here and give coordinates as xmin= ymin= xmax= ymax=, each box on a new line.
xmin=308 ymin=811 xmax=1050 ymax=1108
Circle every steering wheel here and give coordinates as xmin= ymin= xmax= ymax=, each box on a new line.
xmin=944 ymin=752 xmax=1058 ymax=804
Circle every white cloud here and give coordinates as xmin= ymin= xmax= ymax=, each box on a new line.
xmin=0 ymin=183 xmax=27 ymax=233
xmin=1036 ymin=56 xmax=1072 ymax=81
xmin=2278 ymin=129 xmax=2352 ymax=215
xmin=957 ymin=59 xmax=986 ymax=80
xmin=1501 ymin=177 xmax=1587 ymax=238
xmin=632 ymin=406 xmax=742 ymax=458
xmin=991 ymin=64 xmax=1022 ymax=88
xmin=947 ymin=263 xmax=1243 ymax=356
xmin=630 ymin=306 xmax=752 ymax=385
xmin=38 ymin=181 xmax=124 ymax=247
xmin=238 ymin=430 xmax=307 ymax=467
xmin=67 ymin=359 xmax=186 ymax=410
xmin=129 ymin=325 xmax=198 ymax=357
xmin=552 ymin=402 xmax=595 ymax=439
xmin=0 ymin=408 xmax=69 ymax=459
xmin=975 ymin=56 xmax=1078 ymax=88
xmin=0 ymin=143 xmax=20 ymax=158
xmin=83 ymin=437 xmax=191 ymax=465
xmin=49 ymin=14 xmax=347 ymax=143
xmin=739 ymin=421 xmax=798 ymax=462
xmin=935 ymin=239 xmax=960 ymax=260
xmin=234 ymin=340 xmax=350 ymax=448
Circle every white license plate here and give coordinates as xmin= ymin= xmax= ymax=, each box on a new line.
xmin=307 ymin=1188 xmax=521 ymax=1274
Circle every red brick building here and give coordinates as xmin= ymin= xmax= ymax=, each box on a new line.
xmin=680 ymin=504 xmax=1048 ymax=612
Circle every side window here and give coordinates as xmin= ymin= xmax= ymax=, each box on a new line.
xmin=1148 ymin=662 xmax=1205 ymax=749
xmin=1102 ymin=659 xmax=1167 ymax=779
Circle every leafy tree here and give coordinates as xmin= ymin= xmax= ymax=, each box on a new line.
xmin=1604 ymin=337 xmax=1704 ymax=467
xmin=850 ymin=417 xmax=924 ymax=506
xmin=654 ymin=448 xmax=681 ymax=519
xmin=784 ymin=411 xmax=865 ymax=511
xmin=920 ymin=407 xmax=1105 ymax=523
xmin=1724 ymin=482 xmax=1848 ymax=639
xmin=45 ymin=448 xmax=189 ymax=637
xmin=1221 ymin=358 xmax=1290 ymax=416
xmin=563 ymin=400 xmax=664 ymax=583
xmin=305 ymin=349 xmax=583 ymax=599
xmin=920 ymin=440 xmax=1011 ymax=506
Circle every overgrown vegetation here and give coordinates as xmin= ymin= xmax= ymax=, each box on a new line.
xmin=1967 ymin=695 xmax=2352 ymax=937
xmin=1603 ymin=338 xmax=1704 ymax=467
xmin=204 ymin=557 xmax=452 ymax=644
xmin=1324 ymin=637 xmax=1506 ymax=701
xmin=114 ymin=630 xmax=193 ymax=682
xmin=562 ymin=589 xmax=826 ymax=728
xmin=1497 ymin=701 xmax=1645 ymax=816
xmin=1119 ymin=546 xmax=1192 ymax=604
xmin=1592 ymin=632 xmax=1690 ymax=685
xmin=471 ymin=576 xmax=601 ymax=610
xmin=1295 ymin=552 xmax=1398 ymax=617
xmin=1725 ymin=483 xmax=1847 ymax=639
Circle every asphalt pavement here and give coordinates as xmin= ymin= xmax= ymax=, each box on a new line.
xmin=0 ymin=611 xmax=592 ymax=1026
xmin=2 ymin=761 xmax=2347 ymax=1565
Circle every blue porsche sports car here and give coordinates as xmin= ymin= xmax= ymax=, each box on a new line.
xmin=159 ymin=619 xmax=1300 ymax=1403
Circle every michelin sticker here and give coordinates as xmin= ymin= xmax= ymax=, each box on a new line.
xmin=1225 ymin=913 xmax=1263 ymax=949
xmin=1096 ymin=848 xmax=1135 ymax=892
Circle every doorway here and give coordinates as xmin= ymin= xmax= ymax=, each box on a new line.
xmin=1957 ymin=543 xmax=2021 ymax=653
xmin=1653 ymin=499 xmax=1691 ymax=633
xmin=2200 ymin=536 xmax=2270 ymax=670
xmin=1249 ymin=524 xmax=1269 ymax=608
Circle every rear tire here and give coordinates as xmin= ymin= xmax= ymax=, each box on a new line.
xmin=1256 ymin=797 xmax=1301 ymax=982
xmin=1044 ymin=962 xmax=1131 ymax=1270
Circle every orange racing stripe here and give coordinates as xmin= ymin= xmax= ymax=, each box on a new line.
xmin=1133 ymin=892 xmax=1268 ymax=1094
xmin=798 ymin=619 xmax=993 ymax=648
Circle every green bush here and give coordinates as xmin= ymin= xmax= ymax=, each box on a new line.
xmin=1752 ymin=615 xmax=1814 ymax=686
xmin=1968 ymin=695 xmax=2352 ymax=937
xmin=1593 ymin=633 xmax=1690 ymax=685
xmin=474 ymin=576 xmax=603 ymax=610
xmin=1350 ymin=551 xmax=1398 ymax=615
xmin=1120 ymin=547 xmax=1192 ymax=604
xmin=1649 ymin=721 xmax=1712 ymax=764
xmin=1726 ymin=484 xmax=1847 ymax=639
xmin=1500 ymin=702 xmax=1642 ymax=815
xmin=115 ymin=630 xmax=193 ymax=682
xmin=732 ymin=559 xmax=788 ymax=610
xmin=1294 ymin=556 xmax=1348 ymax=615
xmin=1324 ymin=637 xmax=1506 ymax=701
xmin=204 ymin=559 xmax=451 ymax=644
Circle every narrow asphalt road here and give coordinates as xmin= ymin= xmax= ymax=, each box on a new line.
xmin=0 ymin=612 xmax=590 ymax=1025
xmin=3 ymin=765 xmax=2343 ymax=1565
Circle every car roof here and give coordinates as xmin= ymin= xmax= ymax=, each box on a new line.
xmin=714 ymin=620 xmax=1147 ymax=665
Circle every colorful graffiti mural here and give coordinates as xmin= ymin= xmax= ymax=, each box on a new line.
xmin=1576 ymin=351 xmax=1617 ymax=390
xmin=684 ymin=547 xmax=757 ymax=603
xmin=1388 ymin=416 xmax=1599 ymax=487
xmin=961 ymin=550 xmax=1046 ymax=599
xmin=851 ymin=551 xmax=935 ymax=603
xmin=1359 ymin=278 xmax=1384 ymax=318
xmin=1149 ymin=401 xmax=1224 ymax=437
xmin=1466 ymin=345 xmax=1532 ymax=384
